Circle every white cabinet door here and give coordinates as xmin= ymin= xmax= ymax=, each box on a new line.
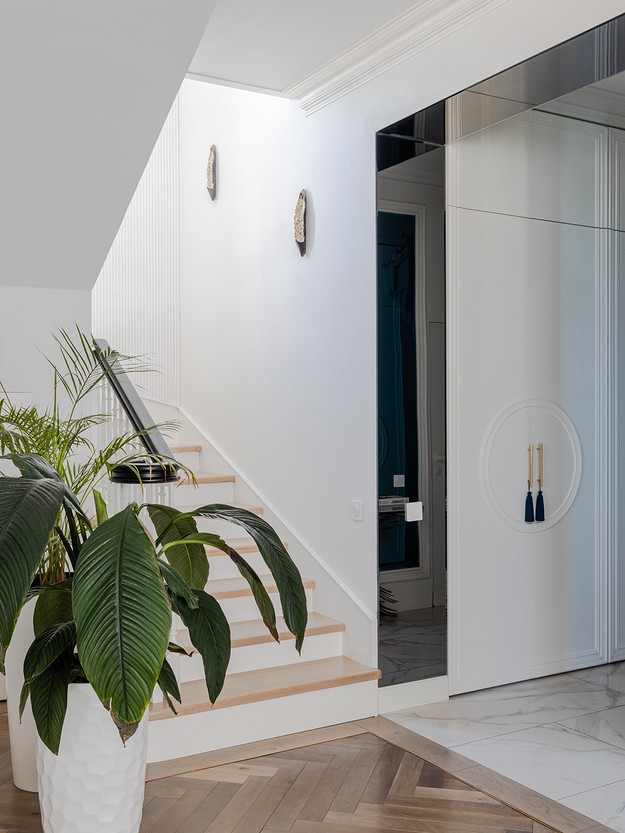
xmin=447 ymin=206 xmax=607 ymax=694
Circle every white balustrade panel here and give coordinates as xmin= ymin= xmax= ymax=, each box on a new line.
xmin=92 ymin=99 xmax=180 ymax=406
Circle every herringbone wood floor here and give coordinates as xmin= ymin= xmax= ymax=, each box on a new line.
xmin=0 ymin=704 xmax=610 ymax=833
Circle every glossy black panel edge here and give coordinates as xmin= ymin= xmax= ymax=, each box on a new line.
xmin=377 ymin=10 xmax=625 ymax=152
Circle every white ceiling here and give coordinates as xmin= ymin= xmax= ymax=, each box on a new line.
xmin=188 ymin=0 xmax=422 ymax=93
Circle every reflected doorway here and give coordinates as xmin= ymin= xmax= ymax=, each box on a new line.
xmin=376 ymin=146 xmax=447 ymax=687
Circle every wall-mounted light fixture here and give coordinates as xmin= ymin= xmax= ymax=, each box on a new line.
xmin=294 ymin=189 xmax=306 ymax=256
xmin=206 ymin=145 xmax=216 ymax=200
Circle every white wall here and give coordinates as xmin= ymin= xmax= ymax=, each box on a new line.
xmin=92 ymin=0 xmax=625 ymax=674
xmin=0 ymin=286 xmax=91 ymax=408
xmin=176 ymin=0 xmax=623 ymax=658
xmin=178 ymin=81 xmax=380 ymax=635
xmin=0 ymin=0 xmax=217 ymax=293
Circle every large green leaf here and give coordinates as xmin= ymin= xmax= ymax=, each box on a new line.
xmin=7 ymin=454 xmax=89 ymax=523
xmin=73 ymin=506 xmax=171 ymax=729
xmin=33 ymin=582 xmax=73 ymax=636
xmin=93 ymin=489 xmax=108 ymax=526
xmin=157 ymin=657 xmax=181 ymax=715
xmin=0 ymin=477 xmax=65 ymax=671
xmin=156 ymin=558 xmax=199 ymax=610
xmin=30 ymin=647 xmax=72 ymax=754
xmin=226 ymin=549 xmax=279 ymax=642
xmin=147 ymin=504 xmax=208 ymax=589
xmin=175 ymin=590 xmax=231 ymax=704
xmin=24 ymin=621 xmax=76 ymax=681
xmin=196 ymin=534 xmax=278 ymax=641
xmin=192 ymin=505 xmax=307 ymax=651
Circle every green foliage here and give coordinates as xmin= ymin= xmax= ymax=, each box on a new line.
xmin=191 ymin=505 xmax=308 ymax=652
xmin=174 ymin=590 xmax=231 ymax=704
xmin=157 ymin=658 xmax=181 ymax=714
xmin=33 ymin=584 xmax=73 ymax=636
xmin=29 ymin=648 xmax=73 ymax=755
xmin=147 ymin=504 xmax=209 ymax=589
xmin=73 ymin=508 xmax=171 ymax=726
xmin=3 ymin=456 xmax=308 ymax=755
xmin=0 ymin=327 xmax=184 ymax=583
xmin=0 ymin=477 xmax=65 ymax=671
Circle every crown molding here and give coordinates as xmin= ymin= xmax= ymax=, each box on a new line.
xmin=185 ymin=72 xmax=285 ymax=98
xmin=283 ymin=0 xmax=512 ymax=115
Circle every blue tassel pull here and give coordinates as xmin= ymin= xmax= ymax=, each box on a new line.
xmin=535 ymin=443 xmax=545 ymax=522
xmin=525 ymin=483 xmax=535 ymax=523
xmin=535 ymin=490 xmax=545 ymax=521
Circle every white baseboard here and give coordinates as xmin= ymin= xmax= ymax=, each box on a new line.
xmin=379 ymin=569 xmax=431 ymax=612
xmin=378 ymin=676 xmax=449 ymax=713
xmin=433 ymin=591 xmax=447 ymax=607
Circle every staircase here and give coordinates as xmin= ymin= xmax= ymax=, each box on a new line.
xmin=147 ymin=443 xmax=380 ymax=764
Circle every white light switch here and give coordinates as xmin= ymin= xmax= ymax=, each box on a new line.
xmin=393 ymin=474 xmax=405 ymax=487
xmin=405 ymin=501 xmax=423 ymax=522
xmin=351 ymin=500 xmax=363 ymax=521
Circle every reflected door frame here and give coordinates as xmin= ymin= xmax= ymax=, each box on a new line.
xmin=378 ymin=200 xmax=433 ymax=601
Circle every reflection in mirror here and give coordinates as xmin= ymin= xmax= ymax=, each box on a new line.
xmin=376 ymin=143 xmax=446 ymax=687
xmin=448 ymin=15 xmax=625 ymax=142
xmin=374 ymin=8 xmax=625 ymax=694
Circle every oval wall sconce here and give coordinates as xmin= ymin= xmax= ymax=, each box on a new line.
xmin=206 ymin=145 xmax=216 ymax=200
xmin=294 ymin=189 xmax=306 ymax=256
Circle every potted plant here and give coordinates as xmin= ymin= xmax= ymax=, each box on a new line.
xmin=0 ymin=456 xmax=307 ymax=833
xmin=0 ymin=329 xmax=187 ymax=790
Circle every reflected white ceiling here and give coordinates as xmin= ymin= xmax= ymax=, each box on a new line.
xmin=540 ymin=70 xmax=625 ymax=129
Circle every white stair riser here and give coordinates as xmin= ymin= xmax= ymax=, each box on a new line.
xmin=209 ymin=586 xmax=314 ymax=622
xmin=191 ymin=515 xmax=263 ymax=539
xmin=176 ymin=632 xmax=343 ymax=681
xmin=172 ymin=450 xmax=201 ymax=471
xmin=173 ymin=481 xmax=235 ymax=508
xmin=207 ymin=552 xmax=268 ymax=580
xmin=147 ymin=680 xmax=378 ymax=763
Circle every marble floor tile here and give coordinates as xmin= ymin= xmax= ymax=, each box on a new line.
xmin=380 ymin=660 xmax=447 ymax=687
xmin=560 ymin=779 xmax=625 ymax=833
xmin=558 ymin=704 xmax=625 ymax=751
xmin=378 ymin=606 xmax=447 ymax=686
xmin=452 ymin=722 xmax=625 ymax=800
xmin=387 ymin=676 xmax=625 ymax=746
xmin=569 ymin=663 xmax=625 ymax=694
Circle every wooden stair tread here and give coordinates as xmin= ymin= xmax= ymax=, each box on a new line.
xmin=206 ymin=536 xmax=288 ymax=555
xmin=178 ymin=612 xmax=344 ymax=649
xmin=150 ymin=656 xmax=380 ymax=719
xmin=205 ymin=574 xmax=314 ymax=599
xmin=170 ymin=444 xmax=202 ymax=453
xmin=176 ymin=471 xmax=235 ymax=485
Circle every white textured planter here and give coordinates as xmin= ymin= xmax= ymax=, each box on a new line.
xmin=0 ymin=672 xmax=6 ymax=701
xmin=6 ymin=598 xmax=38 ymax=791
xmin=37 ymin=684 xmax=148 ymax=833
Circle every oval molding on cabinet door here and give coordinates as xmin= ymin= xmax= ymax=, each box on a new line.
xmin=480 ymin=398 xmax=582 ymax=533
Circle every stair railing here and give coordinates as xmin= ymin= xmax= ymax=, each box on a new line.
xmin=94 ymin=338 xmax=180 ymax=515
xmin=94 ymin=340 xmax=185 ymax=696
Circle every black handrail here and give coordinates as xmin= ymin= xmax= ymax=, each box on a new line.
xmin=94 ymin=339 xmax=180 ymax=484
